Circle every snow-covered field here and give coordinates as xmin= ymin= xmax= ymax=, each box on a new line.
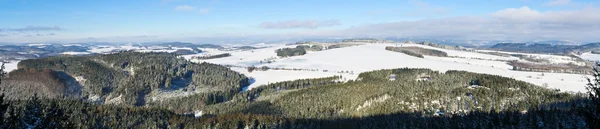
xmin=61 ymin=51 xmax=91 ymax=55
xmin=191 ymin=43 xmax=590 ymax=92
xmin=181 ymin=48 xmax=231 ymax=60
xmin=88 ymin=45 xmax=193 ymax=54
xmin=3 ymin=60 xmax=19 ymax=72
xmin=399 ymin=44 xmax=519 ymax=61
xmin=579 ymin=52 xmax=600 ymax=61
xmin=477 ymin=49 xmax=585 ymax=65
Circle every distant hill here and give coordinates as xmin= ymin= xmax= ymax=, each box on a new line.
xmin=489 ymin=42 xmax=600 ymax=54
xmin=154 ymin=42 xmax=224 ymax=49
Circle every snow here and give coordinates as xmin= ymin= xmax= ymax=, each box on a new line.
xmin=3 ymin=60 xmax=19 ymax=72
xmin=61 ymin=51 xmax=91 ymax=55
xmin=579 ymin=52 xmax=600 ymax=61
xmin=193 ymin=43 xmax=589 ymax=92
xmin=194 ymin=110 xmax=204 ymax=118
xmin=477 ymin=49 xmax=585 ymax=65
xmin=399 ymin=44 xmax=519 ymax=61
xmin=88 ymin=46 xmax=135 ymax=53
xmin=137 ymin=49 xmax=178 ymax=53
xmin=171 ymin=47 xmax=193 ymax=51
xmin=62 ymin=44 xmax=82 ymax=47
xmin=227 ymin=67 xmax=347 ymax=90
xmin=27 ymin=44 xmax=49 ymax=46
xmin=181 ymin=48 xmax=230 ymax=60
xmin=425 ymin=56 xmax=513 ymax=70
xmin=89 ymin=45 xmax=197 ymax=54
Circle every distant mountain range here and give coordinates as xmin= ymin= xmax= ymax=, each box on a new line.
xmin=488 ymin=42 xmax=600 ymax=54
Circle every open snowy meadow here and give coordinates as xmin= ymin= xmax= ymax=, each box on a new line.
xmin=188 ymin=43 xmax=591 ymax=92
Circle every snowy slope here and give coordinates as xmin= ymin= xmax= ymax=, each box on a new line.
xmin=579 ymin=52 xmax=600 ymax=61
xmin=399 ymin=44 xmax=519 ymax=61
xmin=192 ymin=43 xmax=589 ymax=92
xmin=61 ymin=52 xmax=91 ymax=55
xmin=477 ymin=49 xmax=584 ymax=65
xmin=3 ymin=60 xmax=19 ymax=72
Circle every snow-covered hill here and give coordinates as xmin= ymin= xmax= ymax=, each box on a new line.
xmin=191 ymin=43 xmax=590 ymax=92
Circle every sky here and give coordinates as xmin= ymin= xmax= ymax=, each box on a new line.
xmin=0 ymin=0 xmax=599 ymax=43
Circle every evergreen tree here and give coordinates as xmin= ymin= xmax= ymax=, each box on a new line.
xmin=0 ymin=63 xmax=8 ymax=128
xmin=585 ymin=63 xmax=600 ymax=128
xmin=23 ymin=94 xmax=44 ymax=128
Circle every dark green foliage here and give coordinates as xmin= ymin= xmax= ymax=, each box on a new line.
xmin=193 ymin=53 xmax=232 ymax=60
xmin=199 ymin=68 xmax=586 ymax=121
xmin=0 ymin=63 xmax=9 ymax=127
xmin=172 ymin=49 xmax=197 ymax=55
xmin=586 ymin=64 xmax=600 ymax=128
xmin=0 ymin=97 xmax=591 ymax=128
xmin=276 ymin=47 xmax=307 ymax=57
xmin=296 ymin=45 xmax=324 ymax=51
xmin=235 ymin=46 xmax=258 ymax=50
xmin=0 ymin=69 xmax=69 ymax=99
xmin=386 ymin=46 xmax=448 ymax=58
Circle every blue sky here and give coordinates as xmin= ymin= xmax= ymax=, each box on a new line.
xmin=0 ymin=0 xmax=599 ymax=43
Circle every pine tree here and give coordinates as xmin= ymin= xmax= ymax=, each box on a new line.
xmin=23 ymin=94 xmax=44 ymax=128
xmin=0 ymin=63 xmax=8 ymax=128
xmin=585 ymin=64 xmax=600 ymax=128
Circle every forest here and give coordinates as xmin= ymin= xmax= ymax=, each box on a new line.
xmin=2 ymin=52 xmax=249 ymax=107
xmin=192 ymin=53 xmax=232 ymax=60
xmin=386 ymin=46 xmax=449 ymax=58
xmin=275 ymin=46 xmax=307 ymax=57
xmin=0 ymin=54 xmax=600 ymax=128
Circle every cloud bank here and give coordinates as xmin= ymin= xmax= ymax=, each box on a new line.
xmin=306 ymin=6 xmax=600 ymax=42
xmin=0 ymin=26 xmax=62 ymax=32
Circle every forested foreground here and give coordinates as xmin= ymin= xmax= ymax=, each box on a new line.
xmin=2 ymin=52 xmax=249 ymax=107
xmin=1 ymin=57 xmax=600 ymax=128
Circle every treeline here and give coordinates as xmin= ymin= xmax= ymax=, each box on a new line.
xmin=386 ymin=46 xmax=448 ymax=58
xmin=276 ymin=46 xmax=307 ymax=57
xmin=192 ymin=53 xmax=232 ymax=60
xmin=197 ymin=68 xmax=586 ymax=120
xmin=509 ymin=60 xmax=591 ymax=74
xmin=0 ymin=95 xmax=595 ymax=129
xmin=488 ymin=43 xmax=600 ymax=54
xmin=296 ymin=45 xmax=324 ymax=51
xmin=0 ymin=69 xmax=71 ymax=100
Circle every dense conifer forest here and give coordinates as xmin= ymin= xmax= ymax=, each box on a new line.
xmin=276 ymin=46 xmax=307 ymax=57
xmin=2 ymin=52 xmax=249 ymax=106
xmin=1 ymin=53 xmax=599 ymax=128
xmin=193 ymin=53 xmax=232 ymax=60
xmin=386 ymin=46 xmax=449 ymax=58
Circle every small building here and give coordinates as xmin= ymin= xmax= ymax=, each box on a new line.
xmin=415 ymin=73 xmax=431 ymax=81
xmin=389 ymin=74 xmax=397 ymax=81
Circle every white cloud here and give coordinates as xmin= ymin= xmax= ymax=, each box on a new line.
xmin=546 ymin=0 xmax=571 ymax=6
xmin=287 ymin=6 xmax=600 ymax=42
xmin=198 ymin=8 xmax=209 ymax=14
xmin=174 ymin=5 xmax=196 ymax=11
xmin=259 ymin=20 xmax=341 ymax=29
